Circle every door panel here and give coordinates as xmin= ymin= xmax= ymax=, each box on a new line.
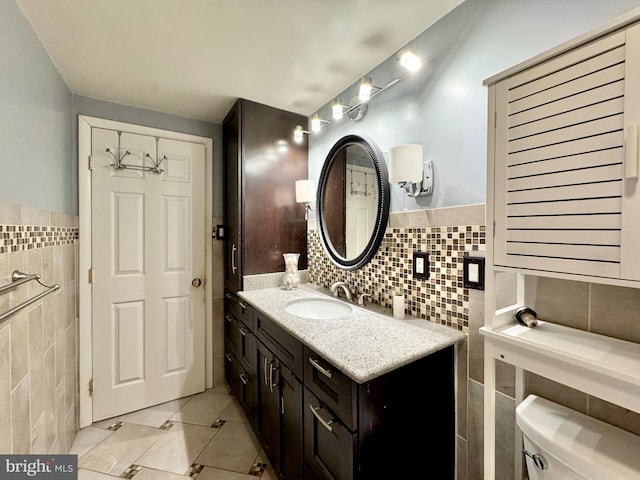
xmin=92 ymin=128 xmax=205 ymax=420
xmin=113 ymin=301 xmax=145 ymax=384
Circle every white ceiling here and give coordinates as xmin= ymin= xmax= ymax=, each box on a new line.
xmin=16 ymin=0 xmax=463 ymax=124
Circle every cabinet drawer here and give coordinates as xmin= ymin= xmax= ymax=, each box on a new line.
xmin=223 ymin=311 xmax=250 ymax=358
xmin=224 ymin=289 xmax=254 ymax=329
xmin=303 ymin=388 xmax=357 ymax=480
xmin=224 ymin=346 xmax=256 ymax=426
xmin=255 ymin=311 xmax=303 ymax=378
xmin=303 ymin=346 xmax=357 ymax=431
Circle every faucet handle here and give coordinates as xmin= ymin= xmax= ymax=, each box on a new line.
xmin=357 ymin=293 xmax=372 ymax=306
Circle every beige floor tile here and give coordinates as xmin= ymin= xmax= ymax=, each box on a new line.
xmin=78 ymin=423 xmax=165 ymax=476
xmin=171 ymin=391 xmax=233 ymax=426
xmin=131 ymin=467 xmax=191 ymax=480
xmin=196 ymin=466 xmax=255 ymax=480
xmin=136 ymin=422 xmax=218 ymax=475
xmin=93 ymin=398 xmax=190 ymax=429
xmin=70 ymin=426 xmax=113 ymax=457
xmin=219 ymin=399 xmax=248 ymax=423
xmin=196 ymin=420 xmax=261 ymax=473
xmin=78 ymin=469 xmax=120 ymax=479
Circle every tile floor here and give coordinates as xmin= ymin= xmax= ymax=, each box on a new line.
xmin=71 ymin=385 xmax=277 ymax=480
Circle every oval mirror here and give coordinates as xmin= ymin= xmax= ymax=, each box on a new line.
xmin=317 ymin=134 xmax=390 ymax=270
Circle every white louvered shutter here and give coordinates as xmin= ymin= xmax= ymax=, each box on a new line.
xmin=493 ymin=28 xmax=632 ymax=279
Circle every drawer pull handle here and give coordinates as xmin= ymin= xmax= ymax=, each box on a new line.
xmin=239 ymin=372 xmax=250 ymax=385
xmin=239 ymin=326 xmax=248 ymax=337
xmin=239 ymin=300 xmax=249 ymax=310
xmin=225 ymin=353 xmax=233 ymax=362
xmin=309 ymin=358 xmax=332 ymax=379
xmin=309 ymin=404 xmax=334 ymax=433
xmin=225 ymin=292 xmax=233 ymax=300
xmin=225 ymin=314 xmax=233 ymax=323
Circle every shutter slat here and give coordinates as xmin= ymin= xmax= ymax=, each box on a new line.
xmin=507 ymin=148 xmax=622 ymax=178
xmin=507 ymin=242 xmax=619 ymax=262
xmin=509 ymin=82 xmax=624 ymax=127
xmin=508 ymin=164 xmax=622 ymax=191
xmin=507 ymin=214 xmax=620 ymax=230
xmin=507 ymin=180 xmax=621 ymax=204
xmin=508 ymin=114 xmax=623 ymax=153
xmin=507 ymin=229 xmax=620 ymax=246
xmin=507 ymin=197 xmax=621 ymax=216
xmin=505 ymin=30 xmax=625 ymax=91
xmin=509 ymin=63 xmax=625 ymax=115
xmin=496 ymin=255 xmax=620 ymax=278
xmin=509 ymin=45 xmax=625 ymax=101
xmin=509 ymin=97 xmax=624 ymax=139
xmin=508 ymin=131 xmax=623 ymax=166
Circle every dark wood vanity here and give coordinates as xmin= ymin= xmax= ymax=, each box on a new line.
xmin=224 ymin=288 xmax=457 ymax=480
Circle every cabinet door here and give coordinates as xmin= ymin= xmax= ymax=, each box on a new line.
xmin=255 ymin=341 xmax=281 ymax=471
xmin=223 ymin=102 xmax=241 ymax=292
xmin=280 ymin=367 xmax=303 ymax=480
xmin=493 ymin=28 xmax=632 ymax=279
xmin=303 ymin=388 xmax=357 ymax=480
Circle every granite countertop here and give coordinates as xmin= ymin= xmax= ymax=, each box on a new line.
xmin=238 ymin=284 xmax=466 ymax=384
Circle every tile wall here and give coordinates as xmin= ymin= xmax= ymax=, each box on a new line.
xmin=0 ymin=201 xmax=79 ymax=454
xmin=308 ymin=207 xmax=486 ymax=333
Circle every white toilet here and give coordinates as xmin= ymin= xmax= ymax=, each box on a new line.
xmin=516 ymin=395 xmax=640 ymax=479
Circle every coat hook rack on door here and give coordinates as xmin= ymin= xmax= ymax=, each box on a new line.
xmin=106 ymin=131 xmax=166 ymax=174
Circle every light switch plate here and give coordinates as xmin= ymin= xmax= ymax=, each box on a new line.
xmin=463 ymin=255 xmax=485 ymax=290
xmin=413 ymin=252 xmax=429 ymax=281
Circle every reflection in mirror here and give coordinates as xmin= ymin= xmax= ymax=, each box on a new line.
xmin=317 ymin=135 xmax=389 ymax=270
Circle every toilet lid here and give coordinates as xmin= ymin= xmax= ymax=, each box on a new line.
xmin=516 ymin=395 xmax=640 ymax=479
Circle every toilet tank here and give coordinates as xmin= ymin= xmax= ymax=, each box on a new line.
xmin=516 ymin=395 xmax=640 ymax=480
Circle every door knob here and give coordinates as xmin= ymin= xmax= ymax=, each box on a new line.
xmin=192 ymin=278 xmax=203 ymax=288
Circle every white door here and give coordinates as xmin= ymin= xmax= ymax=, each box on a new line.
xmin=346 ymin=165 xmax=378 ymax=258
xmin=91 ymin=128 xmax=205 ymax=420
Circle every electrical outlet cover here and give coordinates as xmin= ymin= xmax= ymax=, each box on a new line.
xmin=413 ymin=252 xmax=429 ymax=281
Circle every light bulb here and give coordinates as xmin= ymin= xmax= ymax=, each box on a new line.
xmin=400 ymin=51 xmax=421 ymax=72
xmin=332 ymin=99 xmax=343 ymax=120
xmin=294 ymin=125 xmax=303 ymax=143
xmin=359 ymin=77 xmax=372 ymax=102
xmin=311 ymin=114 xmax=322 ymax=133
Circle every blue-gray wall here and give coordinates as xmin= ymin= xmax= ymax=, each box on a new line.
xmin=0 ymin=0 xmax=73 ymax=214
xmin=309 ymin=0 xmax=640 ymax=213
xmin=72 ymin=96 xmax=224 ymax=217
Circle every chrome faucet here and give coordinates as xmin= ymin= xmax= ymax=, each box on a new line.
xmin=357 ymin=293 xmax=372 ymax=306
xmin=330 ymin=281 xmax=353 ymax=301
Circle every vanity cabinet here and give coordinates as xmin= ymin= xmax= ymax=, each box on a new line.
xmin=303 ymin=345 xmax=455 ymax=480
xmin=222 ymin=99 xmax=308 ymax=293
xmin=224 ymin=298 xmax=457 ymax=480
xmin=487 ymin=21 xmax=640 ymax=283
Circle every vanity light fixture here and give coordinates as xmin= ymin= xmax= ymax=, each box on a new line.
xmin=332 ymin=98 xmax=344 ymax=120
xmin=399 ymin=51 xmax=421 ymax=72
xmin=358 ymin=77 xmax=373 ymax=102
xmin=294 ymin=50 xmax=423 ymax=138
xmin=293 ymin=125 xmax=310 ymax=143
xmin=295 ymin=179 xmax=316 ymax=220
xmin=389 ymin=144 xmax=433 ymax=197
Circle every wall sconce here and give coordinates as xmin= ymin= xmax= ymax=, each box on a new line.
xmin=295 ymin=179 xmax=316 ymax=220
xmin=389 ymin=144 xmax=433 ymax=197
xmin=294 ymin=50 xmax=423 ymax=139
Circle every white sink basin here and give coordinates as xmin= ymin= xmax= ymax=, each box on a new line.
xmin=285 ymin=297 xmax=352 ymax=319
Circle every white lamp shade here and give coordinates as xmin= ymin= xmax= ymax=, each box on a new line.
xmin=295 ymin=179 xmax=316 ymax=203
xmin=389 ymin=144 xmax=423 ymax=183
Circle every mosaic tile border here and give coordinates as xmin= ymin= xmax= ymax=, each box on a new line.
xmin=0 ymin=224 xmax=78 ymax=254
xmin=308 ymin=224 xmax=485 ymax=334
